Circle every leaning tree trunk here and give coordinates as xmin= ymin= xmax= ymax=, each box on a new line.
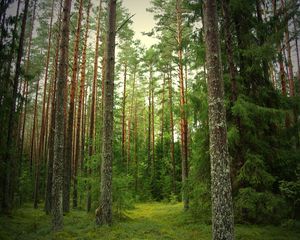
xmin=95 ymin=0 xmax=117 ymax=226
xmin=203 ymin=1 xmax=234 ymax=239
xmin=52 ymin=0 xmax=72 ymax=231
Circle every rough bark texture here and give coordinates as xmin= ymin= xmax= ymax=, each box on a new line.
xmin=203 ymin=1 xmax=235 ymax=239
xmin=52 ymin=0 xmax=72 ymax=231
xmin=95 ymin=0 xmax=117 ymax=226
xmin=45 ymin=2 xmax=62 ymax=214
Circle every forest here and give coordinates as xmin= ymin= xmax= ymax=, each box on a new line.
xmin=0 ymin=0 xmax=300 ymax=239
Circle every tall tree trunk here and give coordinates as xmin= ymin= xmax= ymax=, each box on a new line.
xmin=73 ymin=0 xmax=91 ymax=209
xmin=203 ymin=1 xmax=234 ymax=239
xmin=64 ymin=0 xmax=84 ymax=213
xmin=151 ymin=83 xmax=155 ymax=184
xmin=122 ymin=63 xmax=127 ymax=166
xmin=30 ymin=0 xmax=40 ymax=208
xmin=2 ymin=0 xmax=29 ymax=214
xmin=45 ymin=2 xmax=63 ymax=214
xmin=222 ymin=0 xmax=237 ymax=102
xmin=281 ymin=0 xmax=294 ymax=97
xmin=272 ymin=0 xmax=287 ymax=96
xmin=134 ymin=102 xmax=138 ymax=193
xmin=147 ymin=65 xmax=153 ymax=179
xmin=168 ymin=67 xmax=176 ymax=194
xmin=29 ymin=0 xmax=38 ymax=174
xmin=161 ymin=74 xmax=165 ymax=158
xmin=52 ymin=0 xmax=72 ymax=231
xmin=95 ymin=0 xmax=117 ymax=226
xmin=87 ymin=0 xmax=102 ymax=212
xmin=38 ymin=0 xmax=55 ymax=168
xmin=176 ymin=0 xmax=189 ymax=210
xmin=293 ymin=18 xmax=300 ymax=86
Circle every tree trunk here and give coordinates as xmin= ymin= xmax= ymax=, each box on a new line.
xmin=147 ymin=65 xmax=153 ymax=179
xmin=52 ymin=0 xmax=72 ymax=231
xmin=122 ymin=63 xmax=127 ymax=166
xmin=2 ymin=0 xmax=29 ymax=214
xmin=87 ymin=0 xmax=102 ymax=212
xmin=45 ymin=1 xmax=63 ymax=214
xmin=161 ymin=74 xmax=165 ymax=158
xmin=176 ymin=0 xmax=189 ymax=210
xmin=64 ymin=0 xmax=84 ymax=213
xmin=293 ymin=18 xmax=300 ymax=86
xmin=127 ymin=67 xmax=137 ymax=174
xmin=95 ymin=0 xmax=117 ymax=226
xmin=168 ymin=67 xmax=176 ymax=194
xmin=281 ymin=0 xmax=294 ymax=97
xmin=73 ymin=0 xmax=91 ymax=209
xmin=203 ymin=1 xmax=234 ymax=239
xmin=38 ymin=0 xmax=55 ymax=168
xmin=134 ymin=102 xmax=138 ymax=193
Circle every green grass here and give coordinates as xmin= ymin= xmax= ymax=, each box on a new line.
xmin=0 ymin=202 xmax=299 ymax=239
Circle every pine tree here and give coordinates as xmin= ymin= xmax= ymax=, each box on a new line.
xmin=95 ymin=0 xmax=117 ymax=226
xmin=52 ymin=0 xmax=72 ymax=231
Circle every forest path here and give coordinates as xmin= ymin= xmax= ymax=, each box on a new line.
xmin=120 ymin=202 xmax=209 ymax=239
xmin=1 ymin=202 xmax=300 ymax=240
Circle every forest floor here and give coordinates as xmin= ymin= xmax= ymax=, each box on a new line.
xmin=0 ymin=202 xmax=300 ymax=240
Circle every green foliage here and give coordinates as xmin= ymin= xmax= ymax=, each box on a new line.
xmin=190 ymin=182 xmax=211 ymax=223
xmin=235 ymin=188 xmax=287 ymax=224
xmin=237 ymin=153 xmax=275 ymax=190
xmin=112 ymin=174 xmax=134 ymax=218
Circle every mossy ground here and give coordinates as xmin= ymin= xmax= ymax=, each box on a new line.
xmin=0 ymin=202 xmax=299 ymax=240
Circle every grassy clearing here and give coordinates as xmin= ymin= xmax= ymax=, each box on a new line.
xmin=0 ymin=202 xmax=299 ymax=240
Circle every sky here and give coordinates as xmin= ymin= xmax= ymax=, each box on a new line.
xmin=121 ymin=0 xmax=157 ymax=47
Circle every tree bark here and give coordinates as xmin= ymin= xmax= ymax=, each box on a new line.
xmin=52 ymin=0 xmax=72 ymax=231
xmin=45 ymin=1 xmax=63 ymax=214
xmin=203 ymin=1 xmax=234 ymax=239
xmin=95 ymin=0 xmax=117 ymax=226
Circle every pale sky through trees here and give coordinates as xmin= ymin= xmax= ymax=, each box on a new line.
xmin=122 ymin=0 xmax=157 ymax=47
xmin=8 ymin=0 xmax=157 ymax=48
